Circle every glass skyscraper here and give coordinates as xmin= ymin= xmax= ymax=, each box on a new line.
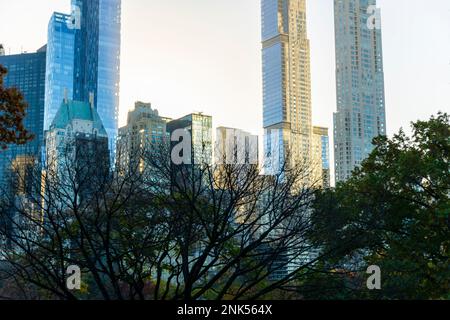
xmin=167 ymin=113 xmax=213 ymax=190
xmin=44 ymin=12 xmax=75 ymax=132
xmin=72 ymin=0 xmax=121 ymax=161
xmin=0 ymin=47 xmax=47 ymax=186
xmin=167 ymin=113 xmax=213 ymax=167
xmin=333 ymin=0 xmax=387 ymax=182
xmin=261 ymin=0 xmax=313 ymax=174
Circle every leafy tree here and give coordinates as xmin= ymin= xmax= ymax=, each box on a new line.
xmin=0 ymin=64 xmax=34 ymax=149
xmin=309 ymin=113 xmax=450 ymax=299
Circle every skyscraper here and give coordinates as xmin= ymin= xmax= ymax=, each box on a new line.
xmin=0 ymin=47 xmax=47 ymax=187
xmin=167 ymin=113 xmax=213 ymax=167
xmin=44 ymin=12 xmax=75 ymax=132
xmin=167 ymin=113 xmax=213 ymax=190
xmin=72 ymin=0 xmax=121 ymax=161
xmin=117 ymin=102 xmax=172 ymax=174
xmin=214 ymin=127 xmax=259 ymax=190
xmin=215 ymin=127 xmax=258 ymax=166
xmin=45 ymin=99 xmax=109 ymax=201
xmin=333 ymin=0 xmax=387 ymax=182
xmin=261 ymin=0 xmax=313 ymax=174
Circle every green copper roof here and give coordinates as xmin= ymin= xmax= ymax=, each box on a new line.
xmin=50 ymin=100 xmax=108 ymax=136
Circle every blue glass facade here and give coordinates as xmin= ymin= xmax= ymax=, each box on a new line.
xmin=262 ymin=43 xmax=284 ymax=128
xmin=167 ymin=113 xmax=213 ymax=166
xmin=0 ymin=48 xmax=47 ymax=186
xmin=333 ymin=0 xmax=386 ymax=182
xmin=261 ymin=0 xmax=289 ymax=132
xmin=261 ymin=0 xmax=288 ymax=174
xmin=262 ymin=0 xmax=283 ymax=41
xmin=44 ymin=12 xmax=75 ymax=132
xmin=263 ymin=128 xmax=285 ymax=175
xmin=261 ymin=0 xmax=313 ymax=174
xmin=72 ymin=0 xmax=121 ymax=161
xmin=321 ymin=135 xmax=330 ymax=171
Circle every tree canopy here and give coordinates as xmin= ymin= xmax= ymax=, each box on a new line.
xmin=309 ymin=113 xmax=450 ymax=299
xmin=0 ymin=64 xmax=34 ymax=150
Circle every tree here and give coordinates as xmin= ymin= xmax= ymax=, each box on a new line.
xmin=0 ymin=139 xmax=342 ymax=300
xmin=309 ymin=113 xmax=450 ymax=299
xmin=0 ymin=64 xmax=34 ymax=150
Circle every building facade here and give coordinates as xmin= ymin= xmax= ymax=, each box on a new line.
xmin=214 ymin=127 xmax=259 ymax=190
xmin=166 ymin=113 xmax=212 ymax=191
xmin=45 ymin=99 xmax=109 ymax=200
xmin=117 ymin=102 xmax=172 ymax=174
xmin=215 ymin=127 xmax=258 ymax=166
xmin=261 ymin=0 xmax=313 ymax=174
xmin=167 ymin=113 xmax=213 ymax=167
xmin=0 ymin=47 xmax=47 ymax=187
xmin=71 ymin=0 xmax=121 ymax=161
xmin=44 ymin=12 xmax=76 ymax=132
xmin=333 ymin=0 xmax=387 ymax=182
xmin=312 ymin=126 xmax=331 ymax=188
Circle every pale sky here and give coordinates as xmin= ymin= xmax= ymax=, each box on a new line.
xmin=1 ymin=0 xmax=449 ymax=181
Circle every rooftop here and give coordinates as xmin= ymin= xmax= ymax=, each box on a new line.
xmin=50 ymin=100 xmax=108 ymax=137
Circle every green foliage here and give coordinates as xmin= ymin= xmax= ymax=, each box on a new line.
xmin=310 ymin=113 xmax=450 ymax=299
xmin=0 ymin=64 xmax=34 ymax=149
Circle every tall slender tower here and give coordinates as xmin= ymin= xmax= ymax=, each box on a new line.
xmin=333 ymin=0 xmax=387 ymax=182
xmin=72 ymin=0 xmax=121 ymax=162
xmin=44 ymin=12 xmax=75 ymax=132
xmin=261 ymin=0 xmax=313 ymax=174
